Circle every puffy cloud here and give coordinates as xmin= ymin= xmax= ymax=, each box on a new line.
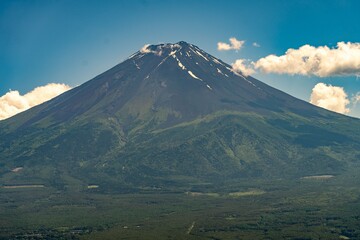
xmin=139 ymin=44 xmax=165 ymax=56
xmin=310 ymin=83 xmax=350 ymax=114
xmin=232 ymin=59 xmax=255 ymax=76
xmin=0 ymin=83 xmax=71 ymax=120
xmin=254 ymin=42 xmax=360 ymax=77
xmin=140 ymin=44 xmax=151 ymax=53
xmin=253 ymin=42 xmax=260 ymax=47
xmin=217 ymin=37 xmax=245 ymax=51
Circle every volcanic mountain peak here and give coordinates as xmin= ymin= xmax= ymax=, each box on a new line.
xmin=135 ymin=41 xmax=200 ymax=55
xmin=137 ymin=42 xmax=182 ymax=56
xmin=126 ymin=41 xmax=251 ymax=92
xmin=1 ymin=41 xmax=360 ymax=191
xmin=1 ymin=41 xmax=332 ymax=130
xmin=2 ymin=41 xmax=264 ymax=129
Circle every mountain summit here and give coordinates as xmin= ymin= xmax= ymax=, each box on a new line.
xmin=1 ymin=42 xmax=360 ymax=190
xmin=5 ymin=41 xmax=330 ymax=127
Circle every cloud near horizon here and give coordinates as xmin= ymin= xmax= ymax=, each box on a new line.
xmin=231 ymin=42 xmax=360 ymax=78
xmin=254 ymin=42 xmax=360 ymax=77
xmin=310 ymin=83 xmax=350 ymax=114
xmin=217 ymin=37 xmax=245 ymax=51
xmin=0 ymin=83 xmax=71 ymax=120
xmin=232 ymin=59 xmax=255 ymax=76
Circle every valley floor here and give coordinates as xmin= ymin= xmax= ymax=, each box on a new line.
xmin=0 ymin=172 xmax=359 ymax=240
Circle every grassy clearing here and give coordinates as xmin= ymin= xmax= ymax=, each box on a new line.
xmin=301 ymin=175 xmax=335 ymax=180
xmin=185 ymin=191 xmax=220 ymax=197
xmin=0 ymin=184 xmax=45 ymax=189
xmin=228 ymin=189 xmax=266 ymax=197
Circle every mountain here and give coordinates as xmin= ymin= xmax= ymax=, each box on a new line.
xmin=1 ymin=41 xmax=360 ymax=191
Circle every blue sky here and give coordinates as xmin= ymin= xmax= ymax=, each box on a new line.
xmin=1 ymin=0 xmax=360 ymax=117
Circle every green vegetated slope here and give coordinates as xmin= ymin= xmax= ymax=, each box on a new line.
xmin=1 ymin=109 xmax=359 ymax=191
xmin=0 ymin=41 xmax=359 ymax=191
xmin=1 ymin=42 xmax=360 ymax=239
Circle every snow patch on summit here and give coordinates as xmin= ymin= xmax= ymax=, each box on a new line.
xmin=188 ymin=71 xmax=202 ymax=81
xmin=133 ymin=60 xmax=140 ymax=69
xmin=212 ymin=58 xmax=226 ymax=67
xmin=172 ymin=55 xmax=186 ymax=70
xmin=195 ymin=50 xmax=209 ymax=61
xmin=128 ymin=52 xmax=138 ymax=59
xmin=140 ymin=43 xmax=181 ymax=56
xmin=189 ymin=48 xmax=209 ymax=61
xmin=212 ymin=58 xmax=221 ymax=64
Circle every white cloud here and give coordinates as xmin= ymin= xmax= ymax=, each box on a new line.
xmin=140 ymin=44 xmax=163 ymax=56
xmin=232 ymin=59 xmax=255 ymax=76
xmin=253 ymin=42 xmax=260 ymax=47
xmin=310 ymin=83 xmax=350 ymax=114
xmin=354 ymin=92 xmax=360 ymax=104
xmin=140 ymin=44 xmax=151 ymax=53
xmin=0 ymin=83 xmax=71 ymax=120
xmin=254 ymin=42 xmax=360 ymax=77
xmin=217 ymin=37 xmax=245 ymax=51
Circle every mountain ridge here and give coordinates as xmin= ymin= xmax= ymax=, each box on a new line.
xmin=1 ymin=41 xmax=347 ymax=129
xmin=1 ymin=41 xmax=359 ymax=191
